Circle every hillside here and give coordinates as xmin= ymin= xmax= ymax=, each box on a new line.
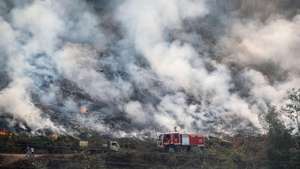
xmin=1 ymin=0 xmax=300 ymax=168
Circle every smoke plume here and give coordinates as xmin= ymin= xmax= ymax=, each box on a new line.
xmin=0 ymin=0 xmax=299 ymax=135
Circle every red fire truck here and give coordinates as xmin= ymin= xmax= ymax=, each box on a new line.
xmin=157 ymin=132 xmax=205 ymax=152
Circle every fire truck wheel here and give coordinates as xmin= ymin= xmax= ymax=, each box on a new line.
xmin=167 ymin=145 xmax=175 ymax=153
xmin=186 ymin=146 xmax=191 ymax=152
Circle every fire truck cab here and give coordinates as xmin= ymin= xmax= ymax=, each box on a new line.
xmin=157 ymin=132 xmax=205 ymax=152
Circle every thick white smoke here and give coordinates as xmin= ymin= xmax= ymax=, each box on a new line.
xmin=218 ymin=4 xmax=300 ymax=131
xmin=0 ymin=0 xmax=108 ymax=133
xmin=116 ymin=0 xmax=262 ymax=132
xmin=0 ymin=8 xmax=61 ymax=131
xmin=0 ymin=0 xmax=299 ymax=135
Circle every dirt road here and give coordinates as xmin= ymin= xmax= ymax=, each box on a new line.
xmin=0 ymin=153 xmax=78 ymax=167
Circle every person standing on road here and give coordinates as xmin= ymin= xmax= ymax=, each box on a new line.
xmin=30 ymin=147 xmax=35 ymax=158
xmin=25 ymin=145 xmax=34 ymax=159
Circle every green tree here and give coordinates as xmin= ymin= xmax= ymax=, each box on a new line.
xmin=283 ymin=88 xmax=300 ymax=134
xmin=265 ymin=107 xmax=293 ymax=169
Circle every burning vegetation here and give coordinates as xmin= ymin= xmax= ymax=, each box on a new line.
xmin=0 ymin=129 xmax=12 ymax=137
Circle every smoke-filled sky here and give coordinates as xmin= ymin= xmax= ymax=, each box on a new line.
xmin=0 ymin=0 xmax=299 ymax=136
